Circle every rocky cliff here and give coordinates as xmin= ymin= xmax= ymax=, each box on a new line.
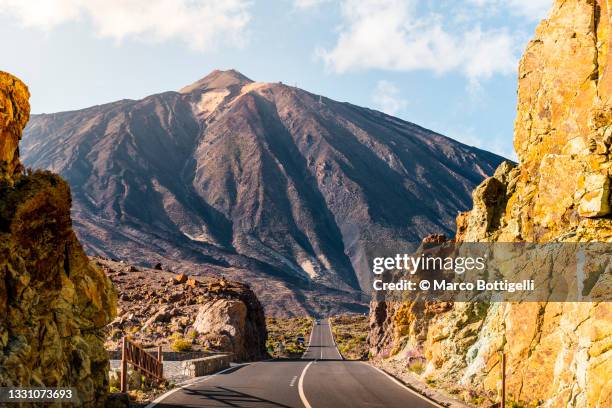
xmin=457 ymin=0 xmax=612 ymax=243
xmin=20 ymin=69 xmax=505 ymax=316
xmin=369 ymin=1 xmax=611 ymax=407
xmin=0 ymin=72 xmax=117 ymax=406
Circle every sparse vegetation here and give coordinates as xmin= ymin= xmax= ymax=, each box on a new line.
xmin=469 ymin=395 xmax=486 ymax=405
xmin=171 ymin=337 xmax=192 ymax=352
xmin=329 ymin=314 xmax=369 ymax=360
xmin=127 ymin=381 xmax=173 ymax=407
xmin=407 ymin=360 xmax=425 ymax=374
xmin=266 ymin=316 xmax=313 ymax=358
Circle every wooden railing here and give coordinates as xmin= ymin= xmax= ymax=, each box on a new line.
xmin=120 ymin=337 xmax=164 ymax=392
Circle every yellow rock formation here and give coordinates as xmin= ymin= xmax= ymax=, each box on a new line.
xmin=0 ymin=72 xmax=117 ymax=406
xmin=370 ymin=1 xmax=611 ymax=406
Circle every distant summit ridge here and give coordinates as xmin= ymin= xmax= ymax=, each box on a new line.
xmin=180 ymin=69 xmax=253 ymax=93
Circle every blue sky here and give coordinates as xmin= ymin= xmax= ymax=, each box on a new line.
xmin=0 ymin=0 xmax=552 ymax=159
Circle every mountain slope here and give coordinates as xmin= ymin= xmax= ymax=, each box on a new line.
xmin=21 ymin=70 xmax=505 ymax=315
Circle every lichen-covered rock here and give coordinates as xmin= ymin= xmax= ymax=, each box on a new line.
xmin=0 ymin=72 xmax=117 ymax=407
xmin=456 ymin=0 xmax=612 ymax=243
xmin=455 ymin=161 xmax=518 ymax=242
xmin=506 ymin=0 xmax=612 ymax=241
xmin=369 ymin=1 xmax=612 ymax=407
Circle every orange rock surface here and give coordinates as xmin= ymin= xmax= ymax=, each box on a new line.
xmin=0 ymin=72 xmax=116 ymax=406
xmin=370 ymin=2 xmax=611 ymax=406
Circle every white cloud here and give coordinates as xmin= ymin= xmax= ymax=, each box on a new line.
xmin=372 ymin=80 xmax=407 ymax=116
xmin=317 ymin=0 xmax=521 ymax=85
xmin=468 ymin=0 xmax=552 ymax=21
xmin=0 ymin=0 xmax=251 ymax=51
xmin=293 ymin=0 xmax=331 ymax=10
xmin=509 ymin=0 xmax=552 ymax=19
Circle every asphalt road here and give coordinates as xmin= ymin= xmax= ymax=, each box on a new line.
xmin=148 ymin=319 xmax=439 ymax=408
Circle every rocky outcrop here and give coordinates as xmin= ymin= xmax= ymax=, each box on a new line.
xmin=0 ymin=72 xmax=117 ymax=406
xmin=100 ymin=258 xmax=267 ymax=361
xmin=369 ymin=1 xmax=611 ymax=407
xmin=0 ymin=72 xmax=28 ymax=185
xmin=457 ymin=0 xmax=612 ymax=243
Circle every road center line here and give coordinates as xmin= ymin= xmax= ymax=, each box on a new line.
xmin=290 ymin=375 xmax=298 ymax=387
xmin=320 ymin=324 xmax=323 ymax=359
xmin=298 ymin=361 xmax=314 ymax=408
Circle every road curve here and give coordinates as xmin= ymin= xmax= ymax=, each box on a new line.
xmin=148 ymin=319 xmax=439 ymax=407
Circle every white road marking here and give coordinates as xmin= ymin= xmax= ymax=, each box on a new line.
xmin=298 ymin=361 xmax=314 ymax=408
xmin=320 ymin=325 xmax=323 ymax=359
xmin=365 ymin=363 xmax=444 ymax=408
xmin=290 ymin=375 xmax=298 ymax=387
xmin=302 ymin=319 xmax=317 ymax=360
xmin=144 ymin=363 xmax=250 ymax=408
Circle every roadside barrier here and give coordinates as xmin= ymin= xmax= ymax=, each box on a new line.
xmin=120 ymin=337 xmax=164 ymax=392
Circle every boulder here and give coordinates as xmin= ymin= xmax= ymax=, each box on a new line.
xmin=194 ymin=299 xmax=247 ymax=356
xmin=173 ymin=273 xmax=188 ymax=284
xmin=193 ymin=297 xmax=266 ymax=361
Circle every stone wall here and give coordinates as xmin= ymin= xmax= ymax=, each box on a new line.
xmin=0 ymin=71 xmax=117 ymax=407
xmin=181 ymin=354 xmax=232 ymax=377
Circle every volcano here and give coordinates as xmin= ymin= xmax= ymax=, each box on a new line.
xmin=21 ymin=69 xmax=505 ymax=315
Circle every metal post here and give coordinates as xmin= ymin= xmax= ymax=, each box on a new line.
xmin=157 ymin=345 xmax=163 ymax=379
xmin=500 ymin=352 xmax=506 ymax=408
xmin=121 ymin=337 xmax=128 ymax=393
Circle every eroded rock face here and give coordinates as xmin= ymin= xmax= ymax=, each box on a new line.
xmin=369 ymin=1 xmax=611 ymax=406
xmin=0 ymin=72 xmax=117 ymax=406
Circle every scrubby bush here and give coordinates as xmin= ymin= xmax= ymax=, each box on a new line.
xmin=329 ymin=314 xmax=369 ymax=360
xmin=407 ymin=360 xmax=424 ymax=374
xmin=171 ymin=338 xmax=192 ymax=352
